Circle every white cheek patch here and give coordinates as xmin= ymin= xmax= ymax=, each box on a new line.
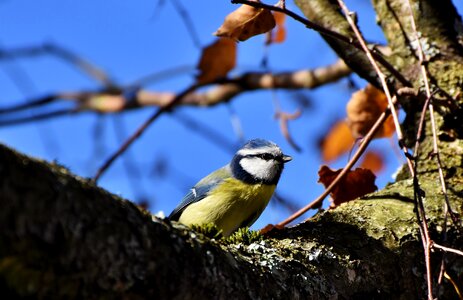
xmin=239 ymin=157 xmax=278 ymax=181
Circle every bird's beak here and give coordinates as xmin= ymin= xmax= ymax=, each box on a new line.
xmin=282 ymin=154 xmax=292 ymax=163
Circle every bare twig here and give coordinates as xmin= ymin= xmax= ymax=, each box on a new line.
xmin=173 ymin=112 xmax=237 ymax=153
xmin=126 ymin=65 xmax=194 ymax=89
xmin=275 ymin=109 xmax=302 ymax=152
xmin=335 ymin=0 xmax=438 ymax=297
xmin=0 ymin=109 xmax=78 ymax=126
xmin=171 ymin=0 xmax=202 ymax=49
xmin=404 ymin=0 xmax=462 ymax=297
xmin=93 ymin=81 xmax=221 ymax=182
xmin=111 ymin=115 xmax=150 ymax=201
xmin=0 ymin=43 xmax=114 ymax=87
xmin=278 ymin=102 xmax=392 ymax=226
xmin=432 ymin=243 xmax=463 ymax=257
xmin=0 ymin=61 xmax=351 ymax=125
xmin=406 ymin=2 xmax=458 ymax=226
xmin=1 ymin=50 xmax=62 ymax=155
xmin=0 ymin=94 xmax=58 ymax=114
xmin=272 ymin=191 xmax=300 ymax=213
xmin=231 ymin=0 xmax=410 ymax=87
xmin=227 ymin=105 xmax=245 ymax=143
xmin=336 ymin=0 xmax=412 ymax=170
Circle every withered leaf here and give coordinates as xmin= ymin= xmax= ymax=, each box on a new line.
xmin=359 ymin=150 xmax=385 ymax=174
xmin=266 ymin=11 xmax=286 ymax=44
xmin=214 ymin=3 xmax=276 ymax=42
xmin=318 ymin=165 xmax=377 ymax=208
xmin=320 ymin=120 xmax=355 ymax=162
xmin=346 ymin=84 xmax=395 ymax=138
xmin=196 ymin=38 xmax=236 ymax=84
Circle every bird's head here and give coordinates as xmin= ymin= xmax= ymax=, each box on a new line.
xmin=231 ymin=139 xmax=292 ymax=185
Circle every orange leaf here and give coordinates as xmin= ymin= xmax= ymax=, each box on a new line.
xmin=196 ymin=38 xmax=236 ymax=84
xmin=266 ymin=11 xmax=286 ymax=44
xmin=346 ymin=84 xmax=395 ymax=138
xmin=381 ymin=115 xmax=395 ymax=138
xmin=318 ymin=165 xmax=377 ymax=208
xmin=320 ymin=120 xmax=355 ymax=162
xmin=214 ymin=3 xmax=276 ymax=42
xmin=359 ymin=150 xmax=384 ymax=174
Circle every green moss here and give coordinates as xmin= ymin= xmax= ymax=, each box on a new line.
xmin=190 ymin=223 xmax=223 ymax=239
xmin=222 ymin=227 xmax=263 ymax=245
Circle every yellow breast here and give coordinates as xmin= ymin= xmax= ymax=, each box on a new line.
xmin=178 ymin=178 xmax=276 ymax=236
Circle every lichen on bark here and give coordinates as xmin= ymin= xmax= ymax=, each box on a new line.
xmin=0 ymin=142 xmax=462 ymax=299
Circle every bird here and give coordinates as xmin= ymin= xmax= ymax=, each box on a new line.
xmin=168 ymin=139 xmax=292 ymax=237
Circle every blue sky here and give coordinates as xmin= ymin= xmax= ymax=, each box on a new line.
xmin=0 ymin=0 xmax=437 ymax=229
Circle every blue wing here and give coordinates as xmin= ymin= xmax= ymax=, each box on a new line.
xmin=168 ymin=165 xmax=231 ymax=221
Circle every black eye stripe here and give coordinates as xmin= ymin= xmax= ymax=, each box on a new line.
xmin=245 ymin=153 xmax=278 ymax=160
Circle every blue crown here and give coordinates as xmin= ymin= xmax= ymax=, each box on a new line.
xmin=241 ymin=138 xmax=276 ymax=150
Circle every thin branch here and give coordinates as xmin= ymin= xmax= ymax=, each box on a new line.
xmin=231 ymin=0 xmax=410 ymax=87
xmin=0 ymin=94 xmax=59 ymax=114
xmin=412 ymin=0 xmax=459 ymax=273
xmin=172 ymin=112 xmax=237 ymax=153
xmin=0 ymin=51 xmax=62 ymax=155
xmin=404 ymin=1 xmax=461 ymax=296
xmin=275 ymin=109 xmax=302 ymax=152
xmin=278 ymin=101 xmax=392 ymax=226
xmin=334 ymin=1 xmax=440 ymax=297
xmin=336 ymin=0 xmax=412 ymax=171
xmin=0 ymin=61 xmax=351 ymax=125
xmin=0 ymin=43 xmax=114 ymax=87
xmin=432 ymin=243 xmax=463 ymax=257
xmin=227 ymin=105 xmax=245 ymax=143
xmin=405 ymin=0 xmax=458 ymax=226
xmin=332 ymin=8 xmax=434 ymax=273
xmin=0 ymin=109 xmax=78 ymax=126
xmin=111 ymin=115 xmax=150 ymax=201
xmin=93 ymin=81 xmax=221 ymax=182
xmin=171 ymin=0 xmax=202 ymax=49
xmin=126 ymin=65 xmax=194 ymax=89
xmin=272 ymin=191 xmax=300 ymax=213
xmin=45 ymin=43 xmax=115 ymax=87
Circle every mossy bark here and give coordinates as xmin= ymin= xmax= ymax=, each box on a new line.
xmin=0 ymin=141 xmax=462 ymax=299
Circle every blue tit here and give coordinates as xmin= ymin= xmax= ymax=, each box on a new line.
xmin=168 ymin=139 xmax=292 ymax=237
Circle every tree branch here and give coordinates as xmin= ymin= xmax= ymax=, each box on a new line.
xmin=0 ymin=60 xmax=351 ymax=126
xmin=0 ymin=143 xmax=462 ymax=298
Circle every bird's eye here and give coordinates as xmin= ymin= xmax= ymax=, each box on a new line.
xmin=259 ymin=153 xmax=274 ymax=160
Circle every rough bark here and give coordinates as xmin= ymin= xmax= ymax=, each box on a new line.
xmin=0 ymin=141 xmax=462 ymax=299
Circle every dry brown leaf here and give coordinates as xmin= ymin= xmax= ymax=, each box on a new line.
xmin=273 ymin=12 xmax=286 ymax=43
xmin=266 ymin=11 xmax=286 ymax=44
xmin=214 ymin=3 xmax=276 ymax=42
xmin=196 ymin=38 xmax=236 ymax=84
xmin=318 ymin=165 xmax=377 ymax=208
xmin=359 ymin=150 xmax=385 ymax=174
xmin=346 ymin=84 xmax=395 ymax=138
xmin=320 ymin=120 xmax=355 ymax=162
